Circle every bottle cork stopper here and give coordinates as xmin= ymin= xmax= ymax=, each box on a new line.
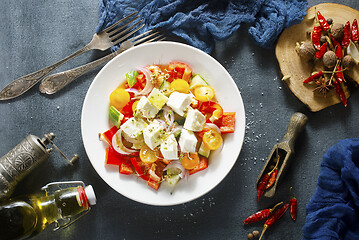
xmin=85 ymin=185 xmax=97 ymax=206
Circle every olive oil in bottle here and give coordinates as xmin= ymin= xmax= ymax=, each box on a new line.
xmin=0 ymin=181 xmax=96 ymax=240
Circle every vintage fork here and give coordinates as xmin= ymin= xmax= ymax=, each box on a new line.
xmin=0 ymin=11 xmax=144 ymax=100
xmin=39 ymin=30 xmax=165 ymax=94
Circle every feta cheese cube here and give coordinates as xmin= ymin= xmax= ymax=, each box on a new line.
xmin=143 ymin=120 xmax=164 ymax=150
xmin=166 ymin=92 xmax=192 ymax=116
xmin=136 ymin=96 xmax=160 ymax=118
xmin=178 ymin=129 xmax=197 ymax=153
xmin=160 ymin=134 xmax=179 ymax=160
xmin=120 ymin=117 xmax=148 ymax=140
xmin=147 ymin=88 xmax=168 ymax=110
xmin=183 ymin=108 xmax=206 ymax=132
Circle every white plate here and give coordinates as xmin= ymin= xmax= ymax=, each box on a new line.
xmin=81 ymin=41 xmax=245 ymax=206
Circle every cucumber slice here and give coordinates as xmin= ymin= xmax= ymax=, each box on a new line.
xmin=166 ymin=174 xmax=181 ymax=186
xmin=198 ymin=141 xmax=211 ymax=158
xmin=126 ymin=71 xmax=139 ymax=88
xmin=189 ymin=74 xmax=208 ymax=90
xmin=109 ymin=106 xmax=124 ymax=128
xmin=160 ymin=80 xmax=171 ymax=97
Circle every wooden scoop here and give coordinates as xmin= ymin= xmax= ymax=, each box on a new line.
xmin=256 ymin=112 xmax=308 ymax=198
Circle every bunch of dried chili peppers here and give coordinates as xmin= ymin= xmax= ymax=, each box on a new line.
xmin=244 ymin=188 xmax=297 ymax=240
xmin=298 ymin=10 xmax=359 ymax=107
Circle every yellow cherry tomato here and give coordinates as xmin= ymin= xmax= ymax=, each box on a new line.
xmin=170 ymin=79 xmax=190 ymax=93
xmin=202 ymin=129 xmax=223 ymax=150
xmin=110 ymin=88 xmax=130 ymax=111
xmin=181 ymin=152 xmax=200 ymax=170
xmin=194 ymin=86 xmax=215 ymax=102
xmin=132 ymin=100 xmax=139 ymax=113
xmin=140 ymin=145 xmax=159 ymax=164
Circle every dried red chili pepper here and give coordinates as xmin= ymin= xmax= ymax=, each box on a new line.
xmin=303 ymin=71 xmax=323 ymax=83
xmin=289 ymin=187 xmax=297 ymax=221
xmin=312 ymin=25 xmax=322 ymax=50
xmin=259 ymin=203 xmax=289 ymax=240
xmin=342 ymin=21 xmax=351 ymax=48
xmin=266 ymin=146 xmax=280 ymax=189
xmin=243 ymin=202 xmax=283 ymax=224
xmin=331 ymin=36 xmax=343 ymax=59
xmin=352 ymin=19 xmax=358 ymax=43
xmin=333 ymin=80 xmax=347 ymax=107
xmin=315 ymin=42 xmax=328 ymax=60
xmin=335 ymin=65 xmax=344 ymax=83
xmin=316 ymin=11 xmax=330 ymax=31
xmin=257 ymin=172 xmax=271 ymax=202
xmin=266 ymin=169 xmax=278 ymax=189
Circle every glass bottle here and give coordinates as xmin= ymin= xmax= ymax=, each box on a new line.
xmin=0 ymin=181 xmax=96 ymax=240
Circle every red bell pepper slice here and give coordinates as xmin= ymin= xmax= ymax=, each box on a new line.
xmin=102 ymin=126 xmax=119 ymax=145
xmin=105 ymin=146 xmax=126 ymax=165
xmin=147 ymin=178 xmax=160 ymax=190
xmin=189 ymin=156 xmax=209 ymax=175
xmin=130 ymin=157 xmax=150 ymax=181
xmin=105 ymin=147 xmax=134 ymax=175
xmin=119 ymin=160 xmax=134 ymax=175
xmin=147 ymin=161 xmax=166 ymax=190
xmin=120 ymin=100 xmax=134 ymax=117
xmin=166 ymin=62 xmax=192 ymax=82
xmin=216 ymin=112 xmax=236 ymax=133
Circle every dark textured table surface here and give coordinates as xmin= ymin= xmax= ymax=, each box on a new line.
xmin=0 ymin=1 xmax=358 ymax=239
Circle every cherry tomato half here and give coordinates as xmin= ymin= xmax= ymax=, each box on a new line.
xmin=181 ymin=152 xmax=200 ymax=170
xmin=194 ymin=86 xmax=215 ymax=102
xmin=202 ymin=129 xmax=223 ymax=150
xmin=132 ymin=100 xmax=139 ymax=113
xmin=170 ymin=79 xmax=190 ymax=93
xmin=140 ymin=145 xmax=159 ymax=164
xmin=110 ymin=88 xmax=130 ymax=111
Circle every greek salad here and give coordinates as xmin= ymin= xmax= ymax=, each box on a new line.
xmin=101 ymin=62 xmax=235 ymax=191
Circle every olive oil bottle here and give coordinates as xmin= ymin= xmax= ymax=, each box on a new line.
xmin=0 ymin=181 xmax=96 ymax=240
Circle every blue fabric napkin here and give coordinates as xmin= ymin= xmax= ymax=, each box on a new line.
xmin=97 ymin=0 xmax=308 ymax=53
xmin=302 ymin=139 xmax=359 ymax=240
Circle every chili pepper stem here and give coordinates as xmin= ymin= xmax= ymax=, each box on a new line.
xmin=270 ymin=202 xmax=283 ymax=212
xmin=329 ymin=60 xmax=340 ymax=85
xmin=270 ymin=144 xmax=280 ymax=174
xmin=259 ymin=225 xmax=268 ymax=240
xmin=322 ymin=68 xmax=347 ymax=74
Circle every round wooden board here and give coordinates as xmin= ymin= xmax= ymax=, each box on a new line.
xmin=275 ymin=3 xmax=359 ymax=112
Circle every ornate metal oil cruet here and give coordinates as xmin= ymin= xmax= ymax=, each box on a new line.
xmin=0 ymin=132 xmax=78 ymax=200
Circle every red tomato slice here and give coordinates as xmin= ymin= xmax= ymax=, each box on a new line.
xmin=199 ymin=101 xmax=223 ymax=122
xmin=166 ymin=62 xmax=192 ymax=82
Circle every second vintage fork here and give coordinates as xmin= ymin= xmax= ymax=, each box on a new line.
xmin=39 ymin=30 xmax=164 ymax=94
xmin=0 ymin=11 xmax=143 ymax=100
